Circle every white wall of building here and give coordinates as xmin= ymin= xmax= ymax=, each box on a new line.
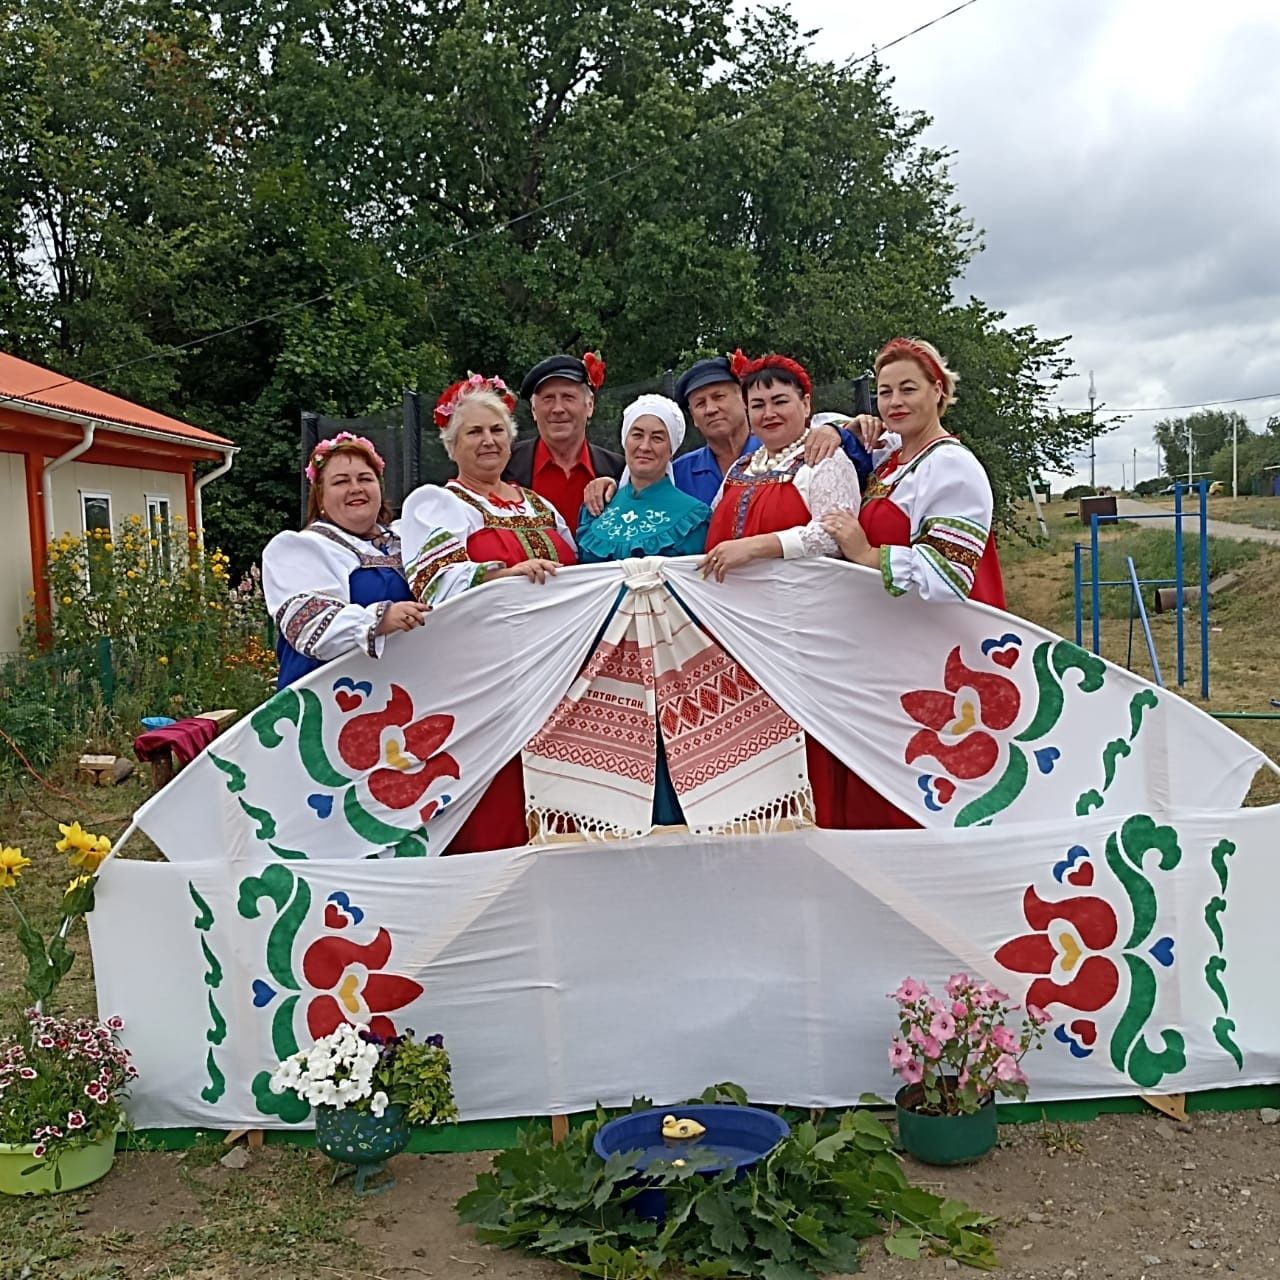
xmin=0 ymin=452 xmax=31 ymax=652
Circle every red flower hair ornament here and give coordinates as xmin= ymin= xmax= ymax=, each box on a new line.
xmin=433 ymin=373 xmax=517 ymax=430
xmin=730 ymin=349 xmax=813 ymax=398
xmin=582 ymin=351 xmax=606 ymax=391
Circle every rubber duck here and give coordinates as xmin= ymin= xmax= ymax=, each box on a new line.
xmin=661 ymin=1114 xmax=707 ymax=1140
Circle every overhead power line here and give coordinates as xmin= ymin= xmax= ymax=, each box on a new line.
xmin=1065 ymin=390 xmax=1280 ymax=415
xmin=0 ymin=0 xmax=982 ymax=414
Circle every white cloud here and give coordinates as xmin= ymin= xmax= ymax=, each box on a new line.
xmin=787 ymin=0 xmax=1280 ymax=487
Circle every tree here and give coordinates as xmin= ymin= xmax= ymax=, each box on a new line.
xmin=1209 ymin=433 xmax=1280 ymax=495
xmin=1152 ymin=411 xmax=1250 ymax=485
xmin=2 ymin=0 xmax=1097 ymax=562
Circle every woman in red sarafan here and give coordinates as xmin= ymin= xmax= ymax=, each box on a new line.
xmin=821 ymin=337 xmax=1006 ymax=829
xmin=699 ymin=351 xmax=863 ymax=828
xmin=398 ymin=378 xmax=578 ymax=853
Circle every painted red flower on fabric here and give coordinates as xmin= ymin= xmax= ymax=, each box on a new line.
xmin=336 ymin=685 xmax=460 ymax=822
xmin=994 ymin=881 xmax=1120 ymax=1020
xmin=302 ymin=927 xmax=424 ymax=1041
xmin=900 ymin=646 xmax=1021 ymax=780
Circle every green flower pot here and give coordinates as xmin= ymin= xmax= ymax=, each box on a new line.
xmin=0 ymin=1129 xmax=118 ymax=1196
xmin=314 ymin=1103 xmax=410 ymax=1195
xmin=894 ymin=1083 xmax=997 ymax=1166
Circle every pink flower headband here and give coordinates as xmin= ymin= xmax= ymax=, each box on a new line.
xmin=433 ymin=373 xmax=517 ymax=429
xmin=305 ymin=432 xmax=386 ymax=485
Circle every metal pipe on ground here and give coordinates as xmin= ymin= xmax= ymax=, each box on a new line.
xmin=1154 ymin=573 xmax=1240 ymax=614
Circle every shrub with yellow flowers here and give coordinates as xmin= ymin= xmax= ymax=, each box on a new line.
xmin=0 ymin=822 xmax=135 ymax=1188
xmin=23 ymin=514 xmax=275 ymax=721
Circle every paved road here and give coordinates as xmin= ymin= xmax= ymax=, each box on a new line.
xmin=1112 ymin=498 xmax=1280 ymax=547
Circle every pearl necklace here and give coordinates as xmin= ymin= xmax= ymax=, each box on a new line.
xmin=744 ymin=428 xmax=811 ymax=477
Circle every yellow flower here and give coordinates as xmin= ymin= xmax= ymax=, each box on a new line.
xmin=56 ymin=821 xmax=93 ymax=854
xmin=65 ymin=874 xmax=91 ymax=897
xmin=158 ymin=655 xmax=169 ymax=666
xmin=0 ymin=846 xmax=31 ymax=889
xmin=62 ymin=595 xmax=72 ymax=605
xmin=68 ymin=838 xmax=111 ymax=872
xmin=126 ymin=570 xmax=137 ymax=580
xmin=128 ymin=513 xmax=142 ymax=525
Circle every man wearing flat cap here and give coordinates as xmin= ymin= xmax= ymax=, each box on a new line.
xmin=505 ymin=353 xmax=624 ymax=533
xmin=583 ymin=354 xmax=871 ymax=514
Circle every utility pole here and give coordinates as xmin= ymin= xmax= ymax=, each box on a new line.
xmin=1187 ymin=418 xmax=1193 ymax=486
xmin=1133 ymin=447 xmax=1137 ymax=491
xmin=1232 ymin=417 xmax=1239 ymax=498
xmin=1088 ymin=371 xmax=1096 ymax=489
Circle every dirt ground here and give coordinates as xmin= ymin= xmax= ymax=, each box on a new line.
xmin=11 ymin=1106 xmax=1274 ymax=1280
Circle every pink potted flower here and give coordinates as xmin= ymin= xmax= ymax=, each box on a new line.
xmin=887 ymin=973 xmax=1049 ymax=1165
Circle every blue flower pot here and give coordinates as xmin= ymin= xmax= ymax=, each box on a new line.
xmin=314 ymin=1103 xmax=410 ymax=1194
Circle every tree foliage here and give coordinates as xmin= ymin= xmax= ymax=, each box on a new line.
xmin=1151 ymin=410 xmax=1251 ymax=485
xmin=0 ymin=0 xmax=1091 ymax=564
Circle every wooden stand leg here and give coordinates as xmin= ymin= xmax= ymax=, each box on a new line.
xmin=550 ymin=1114 xmax=570 ymax=1146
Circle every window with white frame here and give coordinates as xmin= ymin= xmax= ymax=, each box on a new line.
xmin=145 ymin=494 xmax=173 ymax=572
xmin=80 ymin=492 xmax=113 ymax=591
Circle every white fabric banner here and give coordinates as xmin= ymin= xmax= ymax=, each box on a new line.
xmin=91 ymin=805 xmax=1280 ymax=1127
xmin=99 ymin=555 xmax=1278 ymax=1128
xmin=131 ymin=558 xmax=1265 ymax=865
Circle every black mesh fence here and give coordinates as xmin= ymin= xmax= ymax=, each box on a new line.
xmin=302 ymin=374 xmax=874 ymax=513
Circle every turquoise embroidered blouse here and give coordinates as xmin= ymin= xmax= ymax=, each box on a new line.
xmin=576 ymin=478 xmax=711 ymax=564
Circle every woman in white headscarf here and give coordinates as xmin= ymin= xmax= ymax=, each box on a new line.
xmin=575 ymin=394 xmax=712 ymax=562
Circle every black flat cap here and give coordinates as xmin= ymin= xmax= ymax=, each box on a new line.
xmin=520 ymin=355 xmax=589 ymax=400
xmin=675 ymin=356 xmax=737 ymax=410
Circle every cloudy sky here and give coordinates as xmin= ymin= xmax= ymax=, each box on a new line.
xmin=787 ymin=0 xmax=1280 ymax=488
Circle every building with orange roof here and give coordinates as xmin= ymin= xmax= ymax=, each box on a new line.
xmin=0 ymin=351 xmax=236 ymax=646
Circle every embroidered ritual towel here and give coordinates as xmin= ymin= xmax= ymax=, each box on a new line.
xmin=523 ymin=559 xmax=813 ymax=837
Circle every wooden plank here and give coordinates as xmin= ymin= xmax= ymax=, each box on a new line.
xmin=197 ymin=708 xmax=239 ymax=731
xmin=246 ymin=1128 xmax=265 ymax=1150
xmin=151 ymin=753 xmax=176 ymax=791
xmin=550 ymin=1114 xmax=570 ymax=1146
xmin=223 ymin=1128 xmax=249 ymax=1146
xmin=1141 ymin=1092 xmax=1188 ymax=1122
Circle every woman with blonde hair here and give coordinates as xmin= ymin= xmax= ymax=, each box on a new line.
xmin=821 ymin=337 xmax=1005 ymax=830
xmin=821 ymin=337 xmax=1005 ymax=607
xmin=398 ymin=374 xmax=578 ymax=852
xmin=263 ymin=432 xmax=427 ymax=690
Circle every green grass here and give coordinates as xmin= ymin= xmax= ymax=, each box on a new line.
xmin=1068 ymin=528 xmax=1261 ymax=620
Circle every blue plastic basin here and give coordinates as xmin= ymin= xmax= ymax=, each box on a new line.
xmin=593 ymin=1104 xmax=790 ymax=1220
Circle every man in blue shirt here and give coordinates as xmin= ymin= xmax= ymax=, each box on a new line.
xmin=583 ymin=355 xmax=872 ymax=512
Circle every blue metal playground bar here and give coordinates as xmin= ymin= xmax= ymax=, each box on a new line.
xmin=1073 ymin=480 xmax=1211 ymax=698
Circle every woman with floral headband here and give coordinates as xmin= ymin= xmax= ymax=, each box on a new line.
xmin=820 ymin=336 xmax=1005 ymax=829
xmin=820 ymin=338 xmax=1004 ymax=608
xmin=399 ymin=374 xmax=577 ymax=853
xmin=262 ymin=433 xmax=427 ymax=690
xmin=697 ymin=351 xmax=862 ymax=828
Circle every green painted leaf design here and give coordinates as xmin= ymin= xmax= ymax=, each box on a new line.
xmin=250 ymin=688 xmax=301 ymax=749
xmin=1104 ymin=832 xmax=1158 ymax=949
xmin=1128 ymin=689 xmax=1159 ymax=740
xmin=205 ymin=993 xmax=227 ymax=1046
xmin=1204 ymin=955 xmax=1229 ymax=1012
xmin=1214 ymin=1017 xmax=1244 ymax=1071
xmin=208 ymin=752 xmax=246 ymax=794
xmin=1101 ymin=737 xmax=1132 ymax=791
xmin=1205 ymin=896 xmax=1227 ymax=951
xmin=1110 ymin=952 xmax=1157 ymax=1074
xmin=296 ymin=688 xmax=352 ymax=787
xmin=1014 ymin=642 xmax=1062 ymax=742
xmin=1210 ymin=838 xmax=1236 ymax=893
xmin=200 ymin=1049 xmax=226 ymax=1104
xmin=1051 ymin=640 xmax=1106 ymax=692
xmin=188 ymin=881 xmax=214 ymax=931
xmin=954 ymin=745 xmax=1028 ymax=828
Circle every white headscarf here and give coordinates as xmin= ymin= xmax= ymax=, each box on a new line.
xmin=620 ymin=394 xmax=687 ymax=485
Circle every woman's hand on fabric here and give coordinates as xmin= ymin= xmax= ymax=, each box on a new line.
xmin=583 ymin=477 xmax=618 ymax=517
xmin=377 ymin=601 xmax=430 ymax=635
xmin=821 ymin=510 xmax=877 ymax=566
xmin=850 ymin=414 xmax=887 ymax=451
xmin=804 ymin=424 xmax=842 ymax=465
xmin=698 ymin=538 xmax=757 ymax=582
xmin=497 ymin=558 xmax=559 ymax=584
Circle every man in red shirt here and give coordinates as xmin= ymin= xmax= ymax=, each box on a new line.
xmin=507 ymin=354 xmax=624 ymax=533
